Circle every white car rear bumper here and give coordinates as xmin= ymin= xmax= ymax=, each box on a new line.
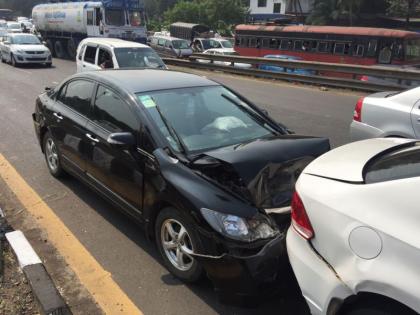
xmin=287 ymin=228 xmax=353 ymax=314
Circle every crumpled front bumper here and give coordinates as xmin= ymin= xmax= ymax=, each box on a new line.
xmin=192 ymin=233 xmax=289 ymax=305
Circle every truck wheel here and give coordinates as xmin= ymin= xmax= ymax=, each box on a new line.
xmin=54 ymin=40 xmax=67 ymax=59
xmin=66 ymin=39 xmax=77 ymax=60
xmin=46 ymin=39 xmax=56 ymax=57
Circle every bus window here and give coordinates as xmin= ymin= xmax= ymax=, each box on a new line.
xmin=378 ymin=44 xmax=392 ymax=64
xmin=269 ymin=38 xmax=280 ymax=49
xmin=249 ymin=38 xmax=257 ymax=48
xmin=353 ymin=44 xmax=365 ymax=57
xmin=294 ymin=40 xmax=303 ymax=51
xmin=367 ymin=40 xmax=378 ymax=57
xmin=344 ymin=43 xmax=351 ymax=55
xmin=318 ymin=42 xmax=329 ymax=53
xmin=334 ymin=43 xmax=345 ymax=55
xmin=262 ymin=38 xmax=270 ymax=48
xmin=310 ymin=41 xmax=318 ymax=51
xmin=235 ymin=37 xmax=241 ymax=46
xmin=405 ymin=38 xmax=420 ymax=61
xmin=280 ymin=39 xmax=291 ymax=50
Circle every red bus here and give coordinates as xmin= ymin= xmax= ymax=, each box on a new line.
xmin=234 ymin=25 xmax=420 ymax=67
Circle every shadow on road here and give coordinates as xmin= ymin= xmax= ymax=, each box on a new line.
xmin=59 ymin=175 xmax=310 ymax=315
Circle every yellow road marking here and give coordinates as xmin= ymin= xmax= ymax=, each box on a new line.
xmin=0 ymin=154 xmax=143 ymax=315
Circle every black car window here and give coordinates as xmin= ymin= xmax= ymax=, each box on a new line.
xmin=97 ymin=48 xmax=114 ymax=68
xmin=84 ymin=46 xmax=97 ymax=64
xmin=60 ymin=80 xmax=94 ymax=116
xmin=92 ymin=85 xmax=138 ymax=132
xmin=364 ymin=143 xmax=420 ymax=184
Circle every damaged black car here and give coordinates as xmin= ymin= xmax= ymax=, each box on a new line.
xmin=33 ymin=69 xmax=330 ymax=303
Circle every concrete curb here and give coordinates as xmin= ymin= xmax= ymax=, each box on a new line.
xmin=5 ymin=230 xmax=72 ymax=315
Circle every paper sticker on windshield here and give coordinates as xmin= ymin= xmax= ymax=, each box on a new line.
xmin=139 ymin=95 xmax=156 ymax=108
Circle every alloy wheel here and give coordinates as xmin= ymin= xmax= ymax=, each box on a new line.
xmin=45 ymin=138 xmax=59 ymax=172
xmin=160 ymin=219 xmax=195 ymax=271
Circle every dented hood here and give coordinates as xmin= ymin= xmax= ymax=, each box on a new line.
xmin=196 ymin=135 xmax=330 ymax=209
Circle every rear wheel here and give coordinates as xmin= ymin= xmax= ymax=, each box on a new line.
xmin=43 ymin=132 xmax=65 ymax=178
xmin=46 ymin=39 xmax=56 ymax=57
xmin=66 ymin=38 xmax=77 ymax=60
xmin=54 ymin=40 xmax=67 ymax=59
xmin=155 ymin=208 xmax=204 ymax=283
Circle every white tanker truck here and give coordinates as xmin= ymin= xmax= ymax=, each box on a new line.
xmin=32 ymin=0 xmax=147 ymax=59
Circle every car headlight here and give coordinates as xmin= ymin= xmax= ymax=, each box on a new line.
xmin=200 ymin=208 xmax=278 ymax=242
xmin=15 ymin=49 xmax=24 ymax=54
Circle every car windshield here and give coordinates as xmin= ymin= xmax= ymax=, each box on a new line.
xmin=220 ymin=40 xmax=233 ymax=48
xmin=172 ymin=40 xmax=190 ymax=49
xmin=137 ymin=86 xmax=276 ymax=153
xmin=105 ymin=9 xmax=125 ymax=26
xmin=12 ymin=35 xmax=41 ymax=45
xmin=114 ymin=47 xmax=165 ymax=68
xmin=7 ymin=23 xmax=20 ymax=29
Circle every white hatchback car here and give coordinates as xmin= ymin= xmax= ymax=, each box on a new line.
xmin=287 ymin=138 xmax=420 ymax=315
xmin=76 ymin=38 xmax=166 ymax=73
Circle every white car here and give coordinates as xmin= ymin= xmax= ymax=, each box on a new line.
xmin=287 ymin=138 xmax=420 ymax=315
xmin=76 ymin=37 xmax=166 ymax=72
xmin=0 ymin=33 xmax=52 ymax=67
xmin=350 ymin=87 xmax=420 ymax=141
xmin=6 ymin=22 xmax=22 ymax=33
xmin=198 ymin=48 xmax=252 ymax=69
xmin=192 ymin=37 xmax=234 ymax=52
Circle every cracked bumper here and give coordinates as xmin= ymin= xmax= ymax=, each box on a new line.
xmin=193 ymin=233 xmax=288 ymax=305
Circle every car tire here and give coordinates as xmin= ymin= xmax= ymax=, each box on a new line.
xmin=10 ymin=54 xmax=17 ymax=67
xmin=155 ymin=207 xmax=204 ymax=283
xmin=54 ymin=40 xmax=67 ymax=59
xmin=43 ymin=132 xmax=65 ymax=178
xmin=342 ymin=299 xmax=417 ymax=315
xmin=45 ymin=62 xmax=52 ymax=68
xmin=1 ymin=53 xmax=5 ymax=63
xmin=46 ymin=39 xmax=56 ymax=57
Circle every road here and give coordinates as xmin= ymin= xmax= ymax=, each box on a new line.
xmin=0 ymin=58 xmax=362 ymax=315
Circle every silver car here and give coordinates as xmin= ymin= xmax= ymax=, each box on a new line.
xmin=350 ymin=87 xmax=420 ymax=141
xmin=0 ymin=33 xmax=52 ymax=67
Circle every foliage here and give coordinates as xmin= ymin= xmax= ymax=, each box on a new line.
xmin=386 ymin=0 xmax=420 ymax=16
xmin=163 ymin=0 xmax=247 ymax=36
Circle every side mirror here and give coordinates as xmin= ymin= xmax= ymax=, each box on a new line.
xmin=107 ymin=132 xmax=136 ymax=148
xmin=42 ymin=41 xmax=47 ymax=46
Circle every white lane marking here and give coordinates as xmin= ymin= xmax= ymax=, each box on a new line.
xmin=52 ymin=81 xmax=59 ymax=85
xmin=6 ymin=230 xmax=42 ymax=268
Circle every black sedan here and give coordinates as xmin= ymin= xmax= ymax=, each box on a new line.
xmin=32 ymin=69 xmax=330 ymax=302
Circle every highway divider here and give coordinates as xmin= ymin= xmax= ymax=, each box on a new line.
xmin=163 ymin=54 xmax=420 ymax=92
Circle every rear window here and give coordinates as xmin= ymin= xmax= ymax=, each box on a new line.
xmin=364 ymin=143 xmax=420 ymax=184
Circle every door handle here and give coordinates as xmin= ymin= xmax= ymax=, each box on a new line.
xmin=86 ymin=133 xmax=99 ymax=143
xmin=53 ymin=112 xmax=63 ymax=120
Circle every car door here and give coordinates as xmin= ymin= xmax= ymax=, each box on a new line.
xmin=411 ymin=99 xmax=420 ymax=138
xmin=49 ymin=79 xmax=95 ymax=174
xmin=82 ymin=45 xmax=99 ymax=71
xmin=84 ymin=84 xmax=143 ymax=214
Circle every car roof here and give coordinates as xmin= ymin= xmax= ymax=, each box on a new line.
xmin=77 ymin=69 xmax=219 ymax=94
xmin=152 ymin=35 xmax=187 ymax=41
xmin=303 ymin=138 xmax=418 ymax=182
xmin=80 ymin=38 xmax=149 ymax=48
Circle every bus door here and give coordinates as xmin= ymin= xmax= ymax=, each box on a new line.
xmin=86 ymin=7 xmax=102 ymax=37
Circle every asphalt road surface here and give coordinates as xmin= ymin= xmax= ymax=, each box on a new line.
xmin=0 ymin=58 xmax=362 ymax=315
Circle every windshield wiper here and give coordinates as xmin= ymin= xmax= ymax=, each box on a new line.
xmin=151 ymin=97 xmax=188 ymax=154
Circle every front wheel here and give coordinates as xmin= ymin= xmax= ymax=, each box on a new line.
xmin=43 ymin=132 xmax=65 ymax=178
xmin=155 ymin=208 xmax=204 ymax=283
xmin=342 ymin=300 xmax=417 ymax=315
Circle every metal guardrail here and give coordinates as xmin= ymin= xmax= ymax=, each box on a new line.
xmin=163 ymin=54 xmax=420 ymax=92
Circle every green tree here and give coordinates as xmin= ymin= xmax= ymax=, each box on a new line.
xmin=308 ymin=0 xmax=379 ymax=25
xmin=163 ymin=0 xmax=247 ymax=36
xmin=387 ymin=0 xmax=420 ymax=28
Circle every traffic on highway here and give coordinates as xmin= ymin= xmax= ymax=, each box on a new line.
xmin=1 ymin=1 xmax=420 ymax=315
